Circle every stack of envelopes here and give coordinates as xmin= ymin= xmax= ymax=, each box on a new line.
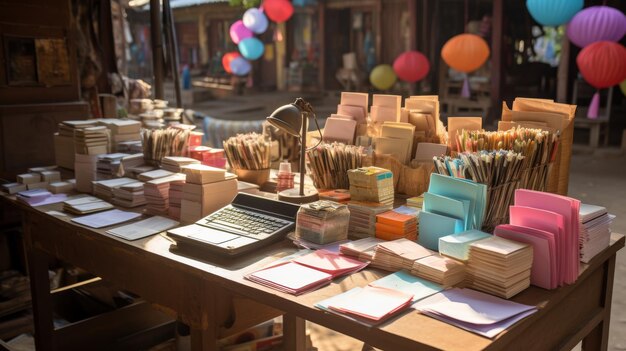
xmin=347 ymin=201 xmax=392 ymax=238
xmin=111 ymin=182 xmax=146 ymax=208
xmin=137 ymin=169 xmax=174 ymax=182
xmin=144 ymin=174 xmax=186 ymax=216
xmin=375 ymin=206 xmax=418 ymax=241
xmin=55 ymin=120 xmax=99 ymax=168
xmin=161 ymin=156 xmax=200 ymax=173
xmin=418 ymin=173 xmax=486 ymax=251
xmin=339 ymin=237 xmax=384 ymax=261
xmin=467 ymin=236 xmax=533 ymax=299
xmin=371 ymin=238 xmax=434 ymax=271
xmin=578 ymin=204 xmax=613 ymax=263
xmin=370 ymin=94 xmax=401 ymax=123
xmin=347 ymin=167 xmax=394 ymax=205
xmin=411 ymin=255 xmax=466 ymax=288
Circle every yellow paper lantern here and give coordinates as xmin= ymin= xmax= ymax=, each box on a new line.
xmin=370 ymin=64 xmax=397 ymax=90
xmin=620 ymin=79 xmax=626 ymax=97
xmin=441 ymin=34 xmax=490 ymax=73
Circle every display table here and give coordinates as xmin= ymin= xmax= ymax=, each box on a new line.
xmin=2 ymin=193 xmax=623 ymax=351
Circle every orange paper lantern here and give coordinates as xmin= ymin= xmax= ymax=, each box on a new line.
xmin=441 ymin=34 xmax=490 ymax=73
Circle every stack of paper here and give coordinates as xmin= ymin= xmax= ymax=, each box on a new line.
xmin=16 ymin=173 xmax=47 ymax=190
xmin=406 ymin=195 xmax=424 ymax=209
xmin=48 ymin=181 xmax=74 ymax=194
xmin=180 ymin=164 xmax=226 ymax=184
xmin=404 ymin=96 xmax=440 ymax=140
xmin=111 ymin=182 xmax=146 ymax=208
xmin=71 ymin=209 xmax=141 ymax=229
xmin=63 ymin=196 xmax=114 ymax=214
xmin=347 ymin=201 xmax=393 ymax=238
xmin=74 ymin=154 xmax=99 ymax=193
xmin=180 ymin=173 xmax=237 ymax=224
xmin=161 ymin=156 xmax=200 ymax=173
xmin=318 ymin=189 xmax=351 ymax=204
xmin=107 ymin=216 xmax=179 ymax=241
xmin=337 ymin=92 xmax=368 ymax=124
xmin=326 ymin=286 xmax=413 ymax=324
xmin=467 ymin=236 xmax=533 ymax=298
xmin=418 ymin=173 xmax=486 ymax=251
xmin=322 ymin=116 xmax=357 ymax=145
xmin=579 ymin=204 xmax=614 ymax=263
xmin=292 ymin=250 xmax=368 ymax=278
xmin=39 ymin=170 xmax=61 ymax=183
xmin=295 ymin=201 xmax=350 ymax=245
xmin=347 ymin=167 xmax=394 ymax=205
xmin=117 ymin=140 xmax=143 ymax=154
xmin=415 ymin=288 xmax=537 ymax=338
xmin=137 ymin=169 xmax=174 ymax=182
xmin=16 ymin=189 xmax=67 ymax=206
xmin=375 ymin=206 xmax=418 ymax=241
xmin=54 ymin=120 xmax=99 ymax=169
xmin=74 ymin=126 xmax=109 ymax=155
xmin=96 ymin=153 xmax=129 ymax=179
xmin=92 ymin=177 xmax=136 ymax=200
xmin=411 ymin=255 xmax=466 ymax=288
xmin=116 ymin=153 xmax=145 ymax=178
xmin=167 ymin=180 xmax=185 ymax=219
xmin=371 ymin=238 xmax=434 ymax=271
xmin=144 ymin=174 xmax=186 ymax=217
xmin=369 ymin=271 xmax=443 ymax=304
xmin=512 ymin=189 xmax=581 ymax=285
xmin=438 ymin=230 xmax=491 ymax=261
xmin=413 ymin=143 xmax=448 ymax=162
xmin=246 ymin=262 xmax=333 ymax=295
xmin=1 ymin=183 xmax=27 ymax=195
xmin=97 ymin=119 xmax=141 ymax=152
xmin=375 ymin=122 xmax=416 ymax=164
xmin=339 ymin=237 xmax=384 ymax=261
xmin=371 ymin=95 xmax=401 ymax=123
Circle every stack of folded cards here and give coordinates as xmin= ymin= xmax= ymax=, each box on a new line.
xmin=63 ymin=196 xmax=114 ymax=215
xmin=438 ymin=230 xmax=492 ymax=262
xmin=161 ymin=156 xmax=200 ymax=173
xmin=137 ymin=169 xmax=174 ymax=182
xmin=578 ymin=204 xmax=614 ymax=263
xmin=339 ymin=237 xmax=384 ymax=261
xmin=92 ymin=178 xmax=136 ymax=200
xmin=144 ymin=174 xmax=186 ymax=217
xmin=74 ymin=125 xmax=109 ymax=155
xmin=411 ymin=255 xmax=466 ymax=288
xmin=371 ymin=238 xmax=434 ymax=271
xmin=96 ymin=153 xmax=129 ymax=179
xmin=111 ymin=182 xmax=146 ymax=208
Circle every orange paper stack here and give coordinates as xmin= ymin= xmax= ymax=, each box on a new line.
xmin=375 ymin=206 xmax=419 ymax=241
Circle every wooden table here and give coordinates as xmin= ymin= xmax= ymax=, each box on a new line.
xmin=3 ymin=194 xmax=624 ymax=351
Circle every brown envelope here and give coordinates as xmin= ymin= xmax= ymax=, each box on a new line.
xmin=447 ymin=117 xmax=482 ymax=150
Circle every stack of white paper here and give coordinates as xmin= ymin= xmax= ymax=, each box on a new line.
xmin=180 ymin=173 xmax=237 ymax=224
xmin=161 ymin=156 xmax=200 ymax=173
xmin=579 ymin=204 xmax=614 ymax=263
xmin=438 ymin=230 xmax=491 ymax=261
xmin=97 ymin=119 xmax=141 ymax=152
xmin=54 ymin=120 xmax=99 ymax=169
xmin=92 ymin=177 xmax=136 ymax=200
xmin=96 ymin=153 xmax=129 ymax=179
xmin=63 ymin=196 xmax=114 ymax=215
xmin=111 ymin=182 xmax=146 ymax=208
xmin=74 ymin=126 xmax=109 ymax=155
xmin=107 ymin=216 xmax=179 ymax=241
xmin=339 ymin=237 xmax=384 ymax=261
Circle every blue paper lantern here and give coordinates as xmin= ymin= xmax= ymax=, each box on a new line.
xmin=238 ymin=37 xmax=265 ymax=60
xmin=526 ymin=0 xmax=583 ymax=26
xmin=229 ymin=57 xmax=252 ymax=76
xmin=243 ymin=8 xmax=268 ymax=34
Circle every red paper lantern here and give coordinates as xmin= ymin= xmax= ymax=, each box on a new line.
xmin=393 ymin=51 xmax=430 ymax=83
xmin=576 ymin=41 xmax=626 ymax=118
xmin=222 ymin=52 xmax=241 ymax=73
xmin=263 ymin=0 xmax=293 ymax=23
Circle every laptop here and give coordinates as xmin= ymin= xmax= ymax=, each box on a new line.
xmin=167 ymin=193 xmax=300 ymax=256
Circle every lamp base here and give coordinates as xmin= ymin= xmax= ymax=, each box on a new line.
xmin=278 ymin=188 xmax=319 ymax=204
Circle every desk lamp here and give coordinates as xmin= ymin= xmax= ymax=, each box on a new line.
xmin=266 ymin=98 xmax=320 ymax=204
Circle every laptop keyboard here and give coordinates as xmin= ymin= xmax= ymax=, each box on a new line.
xmin=199 ymin=206 xmax=292 ymax=240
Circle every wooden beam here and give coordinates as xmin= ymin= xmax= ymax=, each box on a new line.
xmin=318 ymin=0 xmax=325 ymax=90
xmin=556 ymin=28 xmax=570 ymax=103
xmin=150 ymin=0 xmax=164 ymax=99
xmin=489 ymin=0 xmax=504 ymax=126
xmin=408 ymin=0 xmax=418 ymax=94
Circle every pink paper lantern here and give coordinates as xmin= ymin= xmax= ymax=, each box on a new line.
xmin=393 ymin=51 xmax=430 ymax=83
xmin=230 ymin=20 xmax=253 ymax=44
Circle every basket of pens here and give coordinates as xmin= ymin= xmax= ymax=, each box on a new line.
xmin=223 ymin=133 xmax=271 ymax=185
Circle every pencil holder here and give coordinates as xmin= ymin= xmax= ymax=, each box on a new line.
xmin=233 ymin=168 xmax=270 ymax=186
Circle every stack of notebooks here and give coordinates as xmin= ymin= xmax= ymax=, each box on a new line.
xmin=415 ymin=288 xmax=537 ymax=339
xmin=339 ymin=237 xmax=384 ymax=261
xmin=97 ymin=119 xmax=141 ymax=152
xmin=74 ymin=125 xmax=110 ymax=155
xmin=161 ymin=156 xmax=200 ymax=173
xmin=371 ymin=238 xmax=434 ymax=271
xmin=411 ymin=255 xmax=466 ymax=288
xmin=92 ymin=178 xmax=136 ymax=200
xmin=347 ymin=201 xmax=392 ymax=238
xmin=246 ymin=250 xmax=367 ymax=295
xmin=54 ymin=120 xmax=99 ymax=169
xmin=418 ymin=173 xmax=486 ymax=251
xmin=467 ymin=236 xmax=533 ymax=299
xmin=375 ymin=122 xmax=415 ymax=164
xmin=347 ymin=167 xmax=394 ymax=205
xmin=375 ymin=206 xmax=418 ymax=241
xmin=137 ymin=169 xmax=174 ymax=182
xmin=16 ymin=189 xmax=67 ymax=206
xmin=579 ymin=204 xmax=614 ymax=263
xmin=96 ymin=153 xmax=129 ymax=179
xmin=111 ymin=182 xmax=146 ymax=208
xmin=168 ymin=181 xmax=185 ymax=219
xmin=144 ymin=174 xmax=186 ymax=217
xmin=370 ymin=94 xmax=401 ymax=123
xmin=179 ymin=164 xmax=237 ymax=224
xmin=48 ymin=180 xmax=74 ymax=194
xmin=63 ymin=196 xmax=114 ymax=214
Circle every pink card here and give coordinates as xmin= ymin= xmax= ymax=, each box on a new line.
xmin=337 ymin=104 xmax=366 ymax=123
xmin=293 ymin=250 xmax=368 ymax=277
xmin=341 ymin=92 xmax=369 ymax=112
xmin=370 ymin=105 xmax=398 ymax=123
xmin=322 ymin=117 xmax=357 ymax=144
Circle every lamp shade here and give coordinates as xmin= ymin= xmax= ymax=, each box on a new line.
xmin=567 ymin=6 xmax=626 ymax=48
xmin=267 ymin=103 xmax=302 ymax=136
xmin=526 ymin=0 xmax=583 ymax=27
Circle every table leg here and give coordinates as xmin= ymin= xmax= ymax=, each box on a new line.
xmin=190 ymin=327 xmax=217 ymax=351
xmin=283 ymin=313 xmax=306 ymax=351
xmin=589 ymin=125 xmax=600 ymax=148
xmin=582 ymin=255 xmax=616 ymax=351
xmin=24 ymin=219 xmax=55 ymax=351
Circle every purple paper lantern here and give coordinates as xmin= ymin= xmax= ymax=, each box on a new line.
xmin=229 ymin=20 xmax=253 ymax=44
xmin=567 ymin=6 xmax=626 ymax=48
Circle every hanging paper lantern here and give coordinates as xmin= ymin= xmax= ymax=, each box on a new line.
xmin=576 ymin=41 xmax=626 ymax=118
xmin=369 ymin=64 xmax=397 ymax=90
xmin=620 ymin=79 xmax=626 ymax=97
xmin=526 ymin=0 xmax=583 ymax=27
xmin=441 ymin=34 xmax=490 ymax=73
xmin=238 ymin=37 xmax=265 ymax=60
xmin=230 ymin=57 xmax=252 ymax=76
xmin=229 ymin=20 xmax=253 ymax=44
xmin=392 ymin=51 xmax=430 ymax=83
xmin=243 ymin=8 xmax=269 ymax=34
xmin=222 ymin=52 xmax=241 ymax=73
xmin=567 ymin=6 xmax=626 ymax=48
xmin=263 ymin=0 xmax=294 ymax=23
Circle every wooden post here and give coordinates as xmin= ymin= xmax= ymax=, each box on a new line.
xmin=318 ymin=1 xmax=325 ymax=91
xmin=556 ymin=28 xmax=570 ymax=103
xmin=375 ymin=0 xmax=382 ymax=65
xmin=489 ymin=0 xmax=503 ymax=126
xmin=276 ymin=22 xmax=287 ymax=91
xmin=198 ymin=12 xmax=209 ymax=66
xmin=150 ymin=0 xmax=164 ymax=99
xmin=408 ymin=0 xmax=417 ymax=94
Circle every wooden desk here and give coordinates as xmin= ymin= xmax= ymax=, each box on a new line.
xmin=4 ymin=195 xmax=624 ymax=351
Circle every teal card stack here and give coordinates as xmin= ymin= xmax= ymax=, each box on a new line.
xmin=438 ymin=230 xmax=492 ymax=261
